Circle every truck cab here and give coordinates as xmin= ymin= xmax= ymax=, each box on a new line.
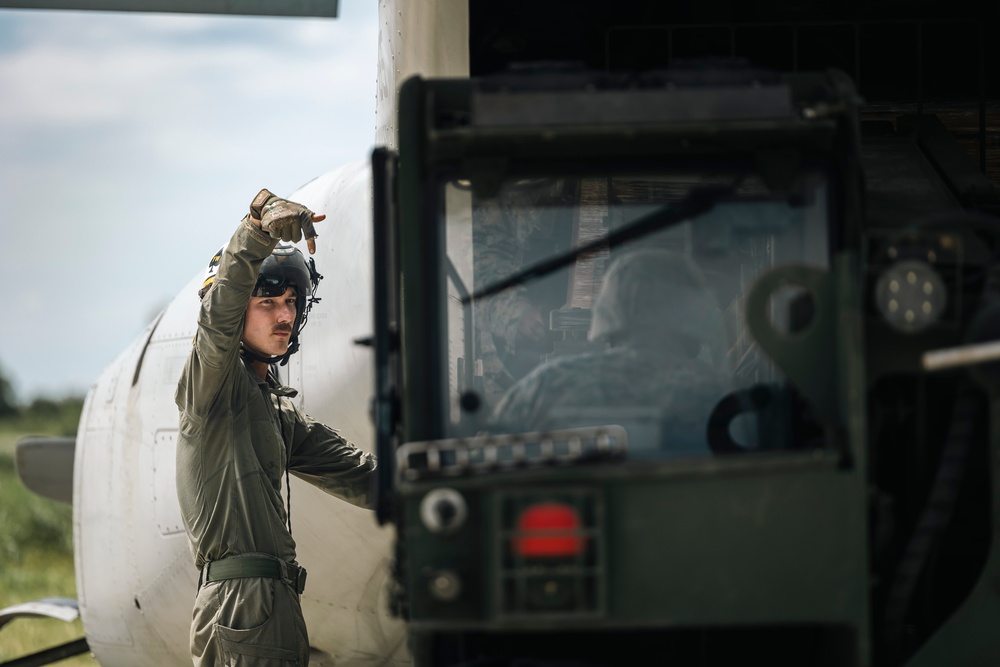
xmin=371 ymin=50 xmax=999 ymax=667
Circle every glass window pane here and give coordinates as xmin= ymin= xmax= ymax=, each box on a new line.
xmin=441 ymin=168 xmax=830 ymax=462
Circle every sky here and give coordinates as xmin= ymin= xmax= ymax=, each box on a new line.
xmin=0 ymin=1 xmax=379 ymax=400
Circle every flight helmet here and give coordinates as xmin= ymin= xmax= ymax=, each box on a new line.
xmin=199 ymin=242 xmax=323 ymax=363
xmin=588 ymin=247 xmax=721 ymax=356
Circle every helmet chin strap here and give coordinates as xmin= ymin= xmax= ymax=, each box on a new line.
xmin=240 ymin=339 xmax=299 ymax=367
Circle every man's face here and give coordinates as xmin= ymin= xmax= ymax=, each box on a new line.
xmin=243 ymin=286 xmax=297 ymax=358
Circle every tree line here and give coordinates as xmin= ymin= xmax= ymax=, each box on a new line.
xmin=0 ymin=362 xmax=84 ymax=435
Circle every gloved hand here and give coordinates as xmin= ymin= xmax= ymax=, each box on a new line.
xmin=250 ymin=188 xmax=323 ymax=254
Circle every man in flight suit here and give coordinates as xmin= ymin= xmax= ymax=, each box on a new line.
xmin=175 ymin=189 xmax=377 ymax=666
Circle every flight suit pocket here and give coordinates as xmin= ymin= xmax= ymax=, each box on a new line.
xmin=211 ymin=578 xmax=301 ymax=666
xmin=215 ymin=619 xmax=299 ymax=666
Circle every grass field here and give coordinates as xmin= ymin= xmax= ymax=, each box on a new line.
xmin=1 ymin=428 xmax=99 ymax=665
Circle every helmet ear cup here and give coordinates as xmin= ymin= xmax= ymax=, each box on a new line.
xmin=289 ymin=291 xmax=308 ymax=347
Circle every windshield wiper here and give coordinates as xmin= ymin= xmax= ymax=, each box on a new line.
xmin=463 ymin=184 xmax=734 ymax=304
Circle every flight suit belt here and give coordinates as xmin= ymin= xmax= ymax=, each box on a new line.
xmin=202 ymin=556 xmax=307 ymax=594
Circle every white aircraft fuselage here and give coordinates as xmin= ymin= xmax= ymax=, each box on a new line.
xmin=68 ymin=1 xmax=468 ymax=664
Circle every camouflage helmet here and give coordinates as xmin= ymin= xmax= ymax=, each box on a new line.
xmin=588 ymin=248 xmax=720 ymax=351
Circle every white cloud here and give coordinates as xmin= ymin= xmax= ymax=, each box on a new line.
xmin=0 ymin=3 xmax=379 ymax=399
xmin=0 ymin=10 xmax=376 ymax=128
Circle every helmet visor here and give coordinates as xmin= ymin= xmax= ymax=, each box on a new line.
xmin=253 ymin=276 xmax=299 ymax=298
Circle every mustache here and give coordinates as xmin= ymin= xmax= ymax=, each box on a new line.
xmin=273 ymin=324 xmax=293 ymax=333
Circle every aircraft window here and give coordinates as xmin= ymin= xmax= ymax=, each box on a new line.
xmin=440 ymin=170 xmax=831 ymax=462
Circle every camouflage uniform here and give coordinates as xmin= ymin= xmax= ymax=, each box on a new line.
xmin=472 ymin=179 xmax=575 ymax=405
xmin=491 ymin=247 xmax=732 ymax=458
xmin=175 ymin=217 xmax=377 ymax=667
xmin=491 ymin=347 xmax=730 ymax=457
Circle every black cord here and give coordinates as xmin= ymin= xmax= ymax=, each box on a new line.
xmin=286 ymin=464 xmax=292 ymax=537
xmin=881 ymin=382 xmax=977 ymax=663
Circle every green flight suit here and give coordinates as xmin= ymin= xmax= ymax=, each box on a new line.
xmin=175 ymin=218 xmax=377 ymax=666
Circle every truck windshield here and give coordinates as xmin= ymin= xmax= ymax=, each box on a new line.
xmin=440 ymin=169 xmax=831 ymax=461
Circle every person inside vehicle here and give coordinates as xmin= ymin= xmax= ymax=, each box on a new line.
xmin=491 ymin=247 xmax=732 ymax=458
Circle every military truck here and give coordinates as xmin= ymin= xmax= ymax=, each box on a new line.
xmin=369 ymin=23 xmax=999 ymax=667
